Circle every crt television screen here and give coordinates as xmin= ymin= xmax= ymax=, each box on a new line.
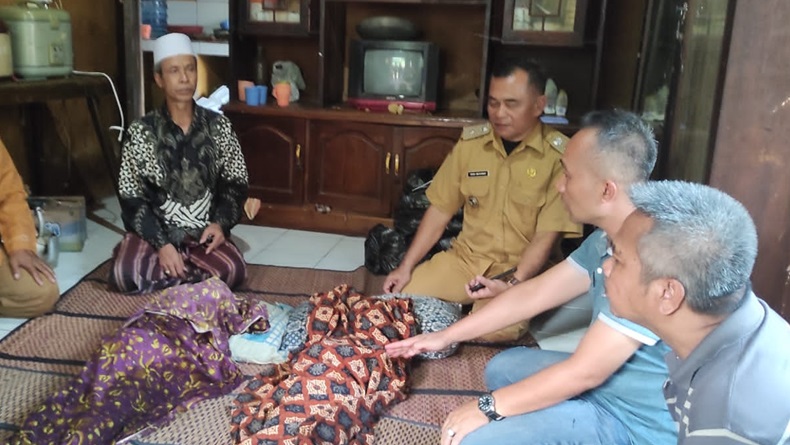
xmin=363 ymin=49 xmax=424 ymax=97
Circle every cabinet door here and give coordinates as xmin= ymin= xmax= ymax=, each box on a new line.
xmin=502 ymin=0 xmax=590 ymax=46
xmin=231 ymin=114 xmax=306 ymax=204
xmin=401 ymin=126 xmax=461 ymax=174
xmin=308 ymin=121 xmax=394 ymax=216
xmin=237 ymin=0 xmax=318 ymax=36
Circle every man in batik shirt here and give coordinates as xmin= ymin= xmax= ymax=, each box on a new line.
xmin=109 ymin=33 xmax=249 ymax=293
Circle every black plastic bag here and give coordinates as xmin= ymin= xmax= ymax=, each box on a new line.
xmin=364 ymin=224 xmax=406 ymax=275
xmin=365 ymin=168 xmax=464 ymax=275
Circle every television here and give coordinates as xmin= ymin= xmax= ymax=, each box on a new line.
xmin=347 ymin=39 xmax=440 ymax=112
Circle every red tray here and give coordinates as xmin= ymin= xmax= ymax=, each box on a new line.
xmin=166 ymin=25 xmax=204 ymax=36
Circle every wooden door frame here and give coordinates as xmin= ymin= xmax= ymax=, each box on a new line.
xmin=122 ymin=0 xmax=144 ymax=122
xmin=708 ymin=0 xmax=790 ymax=321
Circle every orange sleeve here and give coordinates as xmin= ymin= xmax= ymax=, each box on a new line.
xmin=0 ymin=138 xmax=37 ymax=259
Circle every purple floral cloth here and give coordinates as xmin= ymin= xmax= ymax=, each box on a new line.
xmin=11 ymin=277 xmax=268 ymax=445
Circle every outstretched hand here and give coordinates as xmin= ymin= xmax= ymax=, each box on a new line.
xmin=385 ymin=331 xmax=450 ymax=359
xmin=8 ymin=250 xmax=56 ymax=286
xmin=465 ymin=275 xmax=509 ymax=299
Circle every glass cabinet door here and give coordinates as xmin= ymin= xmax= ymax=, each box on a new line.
xmin=239 ymin=0 xmax=317 ymax=36
xmin=502 ymin=0 xmax=589 ymax=46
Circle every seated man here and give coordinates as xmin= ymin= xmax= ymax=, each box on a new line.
xmin=383 ymin=58 xmax=582 ymax=341
xmin=109 ymin=33 xmax=249 ymax=293
xmin=386 ymin=110 xmax=676 ymax=445
xmin=0 ymin=136 xmax=59 ymax=317
xmin=605 ymin=180 xmax=790 ymax=444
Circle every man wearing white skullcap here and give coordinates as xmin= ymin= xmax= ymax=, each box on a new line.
xmin=109 ymin=33 xmax=249 ymax=293
xmin=152 ymin=32 xmax=194 ymax=71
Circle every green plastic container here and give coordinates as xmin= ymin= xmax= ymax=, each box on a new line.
xmin=0 ymin=2 xmax=73 ymax=78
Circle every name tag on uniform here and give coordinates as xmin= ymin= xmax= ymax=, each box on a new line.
xmin=467 ymin=171 xmax=489 ymax=177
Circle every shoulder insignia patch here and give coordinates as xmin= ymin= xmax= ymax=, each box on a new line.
xmin=547 ymin=131 xmax=569 ymax=153
xmin=461 ymin=122 xmax=492 ymax=141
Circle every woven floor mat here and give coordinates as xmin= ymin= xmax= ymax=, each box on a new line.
xmin=0 ymin=261 xmax=536 ymax=444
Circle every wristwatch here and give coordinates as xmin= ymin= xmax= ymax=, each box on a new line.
xmin=478 ymin=392 xmax=505 ymax=421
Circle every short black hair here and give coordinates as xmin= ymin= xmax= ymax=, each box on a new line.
xmin=490 ymin=58 xmax=547 ymax=94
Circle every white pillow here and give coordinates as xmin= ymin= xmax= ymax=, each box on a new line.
xmin=229 ymin=302 xmax=293 ymax=364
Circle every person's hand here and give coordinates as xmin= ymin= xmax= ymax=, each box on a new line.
xmin=158 ymin=244 xmax=186 ymax=278
xmin=465 ymin=275 xmax=509 ymax=299
xmin=382 ymin=266 xmax=411 ymax=294
xmin=8 ymin=249 xmax=56 ymax=286
xmin=385 ymin=331 xmax=450 ymax=359
xmin=441 ymin=399 xmax=489 ymax=445
xmin=200 ymin=223 xmax=225 ymax=254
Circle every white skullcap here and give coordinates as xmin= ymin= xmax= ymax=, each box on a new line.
xmin=153 ymin=33 xmax=195 ymax=66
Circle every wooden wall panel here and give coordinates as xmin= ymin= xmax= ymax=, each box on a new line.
xmin=709 ymin=0 xmax=790 ymax=320
xmin=0 ymin=0 xmax=120 ymax=200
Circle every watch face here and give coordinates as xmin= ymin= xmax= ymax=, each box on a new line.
xmin=478 ymin=393 xmax=494 ymax=412
xmin=478 ymin=393 xmax=504 ymax=421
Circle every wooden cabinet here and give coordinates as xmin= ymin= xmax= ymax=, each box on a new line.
xmin=401 ymin=127 xmax=460 ymax=173
xmin=501 ymin=0 xmax=590 ymax=46
xmin=237 ymin=0 xmax=318 ymax=36
xmin=223 ymin=0 xmax=617 ymax=234
xmin=308 ymin=121 xmax=395 ymax=217
xmin=233 ymin=114 xmax=306 ymax=204
xmin=225 ymin=104 xmax=472 ymax=234
xmin=489 ymin=0 xmax=607 ymax=120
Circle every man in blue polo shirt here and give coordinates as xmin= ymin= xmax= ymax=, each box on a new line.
xmin=604 ymin=180 xmax=790 ymax=445
xmin=386 ymin=109 xmax=676 ymax=445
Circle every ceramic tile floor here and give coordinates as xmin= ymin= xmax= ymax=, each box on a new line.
xmin=0 ymin=196 xmax=586 ymax=352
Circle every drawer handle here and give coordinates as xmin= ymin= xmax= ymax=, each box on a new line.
xmin=385 ymin=152 xmax=391 ymax=175
xmin=295 ymin=144 xmax=302 ymax=169
xmin=394 ymin=154 xmax=400 ymax=176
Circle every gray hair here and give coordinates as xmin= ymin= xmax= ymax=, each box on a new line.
xmin=581 ymin=109 xmax=657 ymax=186
xmin=629 ymin=180 xmax=758 ymax=315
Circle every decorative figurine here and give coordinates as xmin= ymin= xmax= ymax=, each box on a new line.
xmin=544 ymin=78 xmax=558 ymax=115
xmin=270 ymin=60 xmax=305 ymax=105
xmin=556 ymin=89 xmax=568 ymax=117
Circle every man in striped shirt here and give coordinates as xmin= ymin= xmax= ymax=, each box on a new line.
xmin=604 ymin=180 xmax=790 ymax=445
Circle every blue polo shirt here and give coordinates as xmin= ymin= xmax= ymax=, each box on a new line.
xmin=568 ymin=229 xmax=676 ymax=445
xmin=664 ymin=291 xmax=790 ymax=444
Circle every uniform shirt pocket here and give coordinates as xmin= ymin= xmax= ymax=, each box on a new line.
xmin=507 ymin=181 xmax=546 ymax=232
xmin=459 ymin=174 xmax=491 ymax=214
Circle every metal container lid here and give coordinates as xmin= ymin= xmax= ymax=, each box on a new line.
xmin=0 ymin=3 xmax=71 ymax=22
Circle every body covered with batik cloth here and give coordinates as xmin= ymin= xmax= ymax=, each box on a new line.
xmin=232 ymin=285 xmax=417 ymax=445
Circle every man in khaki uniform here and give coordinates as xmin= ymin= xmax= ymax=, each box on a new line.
xmin=383 ymin=58 xmax=581 ymax=341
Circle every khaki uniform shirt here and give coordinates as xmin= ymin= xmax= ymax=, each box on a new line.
xmin=426 ymin=121 xmax=581 ymax=270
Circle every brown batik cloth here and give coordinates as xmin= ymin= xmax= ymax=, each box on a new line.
xmin=231 ymin=284 xmax=417 ymax=445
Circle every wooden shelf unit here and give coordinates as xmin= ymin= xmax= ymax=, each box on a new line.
xmin=226 ymin=0 xmax=610 ymax=234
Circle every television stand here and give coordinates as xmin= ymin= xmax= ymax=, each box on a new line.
xmin=223 ymin=102 xmax=479 ymax=235
xmin=348 ymin=98 xmax=437 ymax=113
